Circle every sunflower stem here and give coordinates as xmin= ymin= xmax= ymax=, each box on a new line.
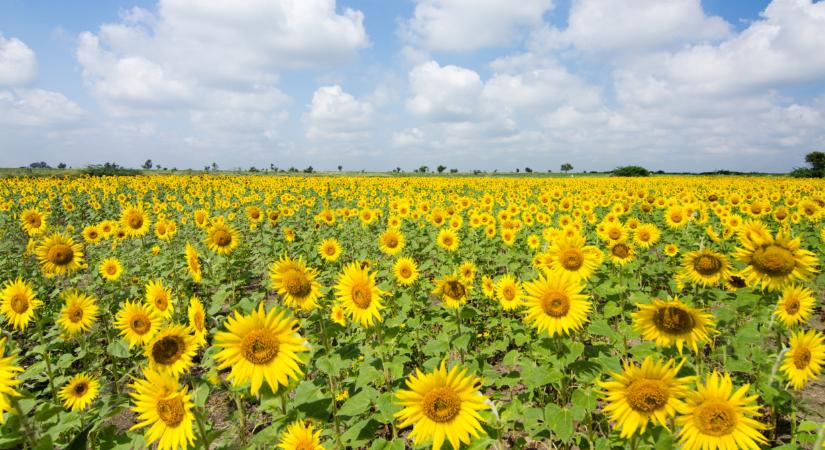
xmin=233 ymin=392 xmax=247 ymax=445
xmin=454 ymin=307 xmax=464 ymax=364
xmin=318 ymin=315 xmax=343 ymax=444
xmin=43 ymin=349 xmax=58 ymax=403
xmin=790 ymin=393 xmax=798 ymax=445
xmin=194 ymin=408 xmax=211 ymax=450
xmin=12 ymin=397 xmax=38 ymax=449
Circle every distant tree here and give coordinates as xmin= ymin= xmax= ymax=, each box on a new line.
xmin=338 ymin=165 xmax=343 ymax=172
xmin=561 ymin=163 xmax=573 ymax=173
xmin=437 ymin=165 xmax=447 ymax=173
xmin=547 ymin=169 xmax=552 ymax=173
xmin=142 ymin=159 xmax=153 ymax=169
xmin=516 ymin=168 xmax=520 ymax=173
xmin=304 ymin=166 xmax=314 ymax=173
xmin=450 ymin=168 xmax=458 ymax=173
xmin=612 ymin=165 xmax=650 ymax=177
xmin=805 ymin=151 xmax=825 ymax=172
xmin=29 ymin=161 xmax=51 ymax=169
xmin=418 ymin=165 xmax=428 ymax=173
xmin=57 ymin=162 xmax=67 ymax=169
xmin=211 ymin=162 xmax=218 ymax=171
xmin=249 ymin=166 xmax=259 ymax=172
xmin=288 ymin=167 xmax=298 ymax=173
xmin=204 ymin=166 xmax=210 ymax=172
xmin=525 ymin=167 xmax=532 ymax=173
xmin=396 ymin=167 xmax=402 ymax=173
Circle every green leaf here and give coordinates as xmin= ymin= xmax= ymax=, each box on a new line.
xmin=106 ymin=340 xmax=131 ymax=359
xmin=544 ymin=404 xmax=574 ymax=443
xmin=338 ymin=389 xmax=374 ymax=417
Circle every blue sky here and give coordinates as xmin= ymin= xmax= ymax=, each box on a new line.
xmin=1 ymin=0 xmax=823 ymax=172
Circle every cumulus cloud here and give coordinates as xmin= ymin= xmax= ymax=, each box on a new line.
xmin=0 ymin=89 xmax=85 ymax=126
xmin=0 ymin=33 xmax=37 ymax=86
xmin=306 ymin=85 xmax=374 ymax=141
xmin=407 ymin=61 xmax=484 ymax=121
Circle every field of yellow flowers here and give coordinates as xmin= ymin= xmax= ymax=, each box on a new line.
xmin=1 ymin=174 xmax=824 ymax=450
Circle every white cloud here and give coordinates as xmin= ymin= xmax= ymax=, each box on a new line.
xmin=401 ymin=0 xmax=553 ymax=51
xmin=0 ymin=34 xmax=37 ymax=86
xmin=0 ymin=89 xmax=85 ymax=126
xmin=392 ymin=127 xmax=425 ymax=147
xmin=306 ymin=85 xmax=374 ymax=141
xmin=407 ymin=61 xmax=484 ymax=121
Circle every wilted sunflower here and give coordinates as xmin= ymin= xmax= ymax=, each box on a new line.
xmin=436 ymin=228 xmax=459 ymax=252
xmin=58 ymin=373 xmax=100 ymax=411
xmin=0 ymin=337 xmax=23 ymax=424
xmin=0 ymin=277 xmax=42 ymax=332
xmin=187 ymin=296 xmax=208 ymax=348
xmin=35 ymin=232 xmax=85 ymax=276
xmin=184 ymin=243 xmax=202 ymax=283
xmin=115 ymin=300 xmax=164 ymax=348
xmin=395 ymin=361 xmax=489 ymax=450
xmin=129 ymin=368 xmax=196 ymax=450
xmin=681 ymin=249 xmax=731 ymax=287
xmin=675 ymin=371 xmax=767 ymax=450
xmin=633 ymin=297 xmax=716 ymax=354
xmin=335 ymin=262 xmax=385 ymax=327
xmin=120 ymin=203 xmax=151 ymax=237
xmin=19 ymin=208 xmax=47 ymax=236
xmin=99 ymin=257 xmax=124 ymax=281
xmin=318 ymin=238 xmax=342 ymax=262
xmin=774 ymin=285 xmax=815 ymax=327
xmin=522 ymin=273 xmax=591 ymax=337
xmin=393 ymin=256 xmax=419 ymax=286
xmin=545 ymin=234 xmax=603 ymax=282
xmin=735 ymin=230 xmax=818 ymax=291
xmin=495 ymin=274 xmax=523 ymax=310
xmin=145 ymin=279 xmax=174 ymax=319
xmin=379 ymin=229 xmax=405 ymax=255
xmin=57 ymin=290 xmax=100 ymax=335
xmin=432 ymin=275 xmax=471 ymax=309
xmin=598 ymin=357 xmax=691 ymax=438
xmin=269 ymin=255 xmax=321 ymax=311
xmin=213 ymin=302 xmax=309 ymax=395
xmin=780 ymin=329 xmax=825 ymax=390
xmin=204 ymin=219 xmax=240 ymax=255
xmin=278 ymin=420 xmax=325 ymax=450
xmin=144 ymin=324 xmax=197 ymax=377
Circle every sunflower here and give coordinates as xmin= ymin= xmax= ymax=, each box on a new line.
xmin=20 ymin=208 xmax=47 ymax=235
xmin=681 ymin=249 xmax=731 ymax=287
xmin=675 ymin=371 xmax=767 ymax=450
xmin=393 ymin=256 xmax=419 ymax=286
xmin=458 ymin=261 xmax=477 ymax=282
xmin=780 ymin=329 xmax=825 ymax=390
xmin=633 ymin=224 xmax=661 ymax=249
xmin=0 ymin=277 xmax=42 ymax=332
xmin=395 ymin=361 xmax=489 ymax=450
xmin=480 ymin=275 xmax=495 ymax=299
xmin=120 ymin=203 xmax=151 ymax=237
xmin=145 ymin=279 xmax=174 ymax=319
xmin=735 ymin=230 xmax=819 ymax=291
xmin=129 ymin=368 xmax=196 ymax=450
xmin=432 ymin=275 xmax=471 ymax=309
xmin=57 ymin=290 xmax=100 ymax=335
xmin=633 ymin=297 xmax=716 ymax=354
xmin=664 ymin=244 xmax=679 ymax=257
xmin=598 ymin=357 xmax=691 ymax=438
xmin=774 ymin=285 xmax=815 ymax=327
xmin=116 ymin=300 xmax=164 ymax=348
xmin=184 ymin=243 xmax=202 ymax=283
xmin=544 ymin=234 xmax=603 ymax=282
xmin=318 ymin=238 xmax=342 ymax=262
xmin=269 ymin=255 xmax=322 ymax=311
xmin=335 ymin=262 xmax=385 ymax=327
xmin=213 ymin=302 xmax=309 ymax=395
xmin=35 ymin=232 xmax=85 ymax=276
xmin=379 ymin=229 xmax=405 ymax=255
xmin=664 ymin=206 xmax=688 ymax=229
xmin=522 ymin=273 xmax=591 ymax=337
xmin=607 ymin=241 xmax=635 ymax=266
xmin=144 ymin=324 xmax=197 ymax=377
xmin=278 ymin=420 xmax=325 ymax=450
xmin=0 ymin=338 xmax=23 ymax=424
xmin=58 ymin=373 xmax=100 ymax=411
xmin=330 ymin=304 xmax=346 ymax=326
xmin=204 ymin=219 xmax=240 ymax=255
xmin=723 ymin=274 xmax=747 ymax=291
xmin=495 ymin=274 xmax=523 ymax=311
xmin=99 ymin=257 xmax=124 ymax=281
xmin=187 ymin=296 xmax=207 ymax=348
xmin=436 ymin=228 xmax=459 ymax=252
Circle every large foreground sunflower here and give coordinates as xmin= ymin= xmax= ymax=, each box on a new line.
xmin=213 ymin=302 xmax=309 ymax=395
xmin=129 ymin=368 xmax=196 ymax=450
xmin=35 ymin=232 xmax=85 ymax=276
xmin=335 ymin=262 xmax=386 ymax=327
xmin=735 ymin=230 xmax=818 ymax=291
xmin=57 ymin=290 xmax=99 ymax=335
xmin=681 ymin=249 xmax=731 ymax=287
xmin=144 ymin=325 xmax=197 ymax=377
xmin=395 ymin=362 xmax=489 ymax=450
xmin=598 ymin=357 xmax=691 ymax=438
xmin=633 ymin=297 xmax=716 ymax=354
xmin=58 ymin=373 xmax=100 ymax=411
xmin=675 ymin=371 xmax=767 ymax=450
xmin=0 ymin=277 xmax=42 ymax=332
xmin=278 ymin=420 xmax=325 ymax=450
xmin=780 ymin=329 xmax=825 ymax=390
xmin=0 ymin=338 xmax=23 ymax=424
xmin=522 ymin=273 xmax=591 ymax=337
xmin=115 ymin=300 xmax=164 ymax=348
xmin=269 ymin=256 xmax=321 ymax=311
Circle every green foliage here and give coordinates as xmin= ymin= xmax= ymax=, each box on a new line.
xmin=80 ymin=162 xmax=140 ymax=176
xmin=612 ymin=165 xmax=650 ymax=177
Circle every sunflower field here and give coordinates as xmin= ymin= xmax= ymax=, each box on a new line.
xmin=1 ymin=174 xmax=824 ymax=450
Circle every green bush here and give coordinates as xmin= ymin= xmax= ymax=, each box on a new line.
xmin=81 ymin=162 xmax=141 ymax=177
xmin=611 ymin=165 xmax=650 ymax=177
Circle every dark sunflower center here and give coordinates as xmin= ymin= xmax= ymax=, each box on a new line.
xmin=653 ymin=306 xmax=696 ymax=335
xmin=28 ymin=216 xmax=42 ymax=227
xmin=793 ymin=348 xmax=811 ymax=369
xmin=784 ymin=298 xmax=800 ymax=315
xmin=560 ymin=248 xmax=584 ymax=270
xmin=73 ymin=381 xmax=88 ymax=396
xmin=128 ymin=214 xmax=143 ymax=229
xmin=384 ymin=235 xmax=399 ymax=248
xmin=502 ymin=286 xmax=515 ymax=301
xmin=638 ymin=231 xmax=650 ymax=241
xmin=193 ymin=311 xmax=204 ymax=332
xmin=212 ymin=229 xmax=232 ymax=247
xmin=157 ymin=396 xmax=185 ymax=427
xmin=157 ymin=224 xmax=167 ymax=234
xmin=88 ymin=230 xmax=99 ymax=239
xmin=250 ymin=210 xmax=260 ymax=219
xmin=399 ymin=266 xmax=412 ymax=278
xmin=10 ymin=294 xmax=29 ymax=314
xmin=728 ymin=276 xmax=746 ymax=288
xmin=131 ymin=316 xmax=151 ymax=335
xmin=324 ymin=245 xmax=336 ymax=256
xmin=351 ymin=283 xmax=372 ymax=309
xmin=442 ymin=236 xmax=453 ymax=246
xmin=68 ymin=305 xmax=84 ymax=323
xmin=151 ymin=336 xmax=185 ymax=365
xmin=106 ymin=264 xmax=118 ymax=275
xmin=611 ymin=244 xmax=630 ymax=259
xmin=693 ymin=255 xmax=723 ymax=276
xmin=422 ymin=387 xmax=461 ymax=423
xmin=694 ymin=402 xmax=737 ymax=436
xmin=608 ymin=229 xmax=621 ymax=240
xmin=751 ymin=245 xmax=795 ymax=277
xmin=670 ymin=213 xmax=683 ymax=223
xmin=240 ymin=329 xmax=280 ymax=364
xmin=625 ymin=379 xmax=668 ymax=412
xmin=776 ymin=210 xmax=787 ymax=220
xmin=541 ymin=291 xmax=570 ymax=317
xmin=282 ymin=269 xmax=312 ymax=297
xmin=154 ymin=294 xmax=169 ymax=311
xmin=48 ymin=244 xmax=74 ymax=266
xmin=443 ymin=280 xmax=466 ymax=300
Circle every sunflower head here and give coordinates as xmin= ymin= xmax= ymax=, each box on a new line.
xmin=277 ymin=420 xmax=325 ymax=450
xmin=115 ymin=300 xmax=164 ymax=348
xmin=129 ymin=368 xmax=196 ymax=450
xmin=432 ymin=275 xmax=470 ymax=309
xmin=522 ymin=273 xmax=591 ymax=337
xmin=774 ymin=284 xmax=815 ymax=327
xmin=436 ymin=228 xmax=459 ymax=252
xmin=780 ymin=329 xmax=825 ymax=390
xmin=269 ymin=255 xmax=321 ymax=311
xmin=144 ymin=279 xmax=174 ymax=319
xmin=120 ymin=203 xmax=151 ymax=237
xmin=57 ymin=289 xmax=100 ymax=336
xmin=35 ymin=232 xmax=85 ymax=276
xmin=144 ymin=324 xmax=197 ymax=377
xmin=59 ymin=373 xmax=100 ymax=411
xmin=379 ymin=229 xmax=405 ymax=255
xmin=205 ymin=219 xmax=240 ymax=255
xmin=393 ymin=256 xmax=419 ymax=286
xmin=99 ymin=257 xmax=124 ymax=281
xmin=335 ymin=262 xmax=385 ymax=327
xmin=633 ymin=297 xmax=717 ymax=354
xmin=682 ymin=249 xmax=731 ymax=287
xmin=318 ymin=238 xmax=342 ymax=262
xmin=0 ymin=277 xmax=43 ymax=332
xmin=495 ymin=274 xmax=523 ymax=311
